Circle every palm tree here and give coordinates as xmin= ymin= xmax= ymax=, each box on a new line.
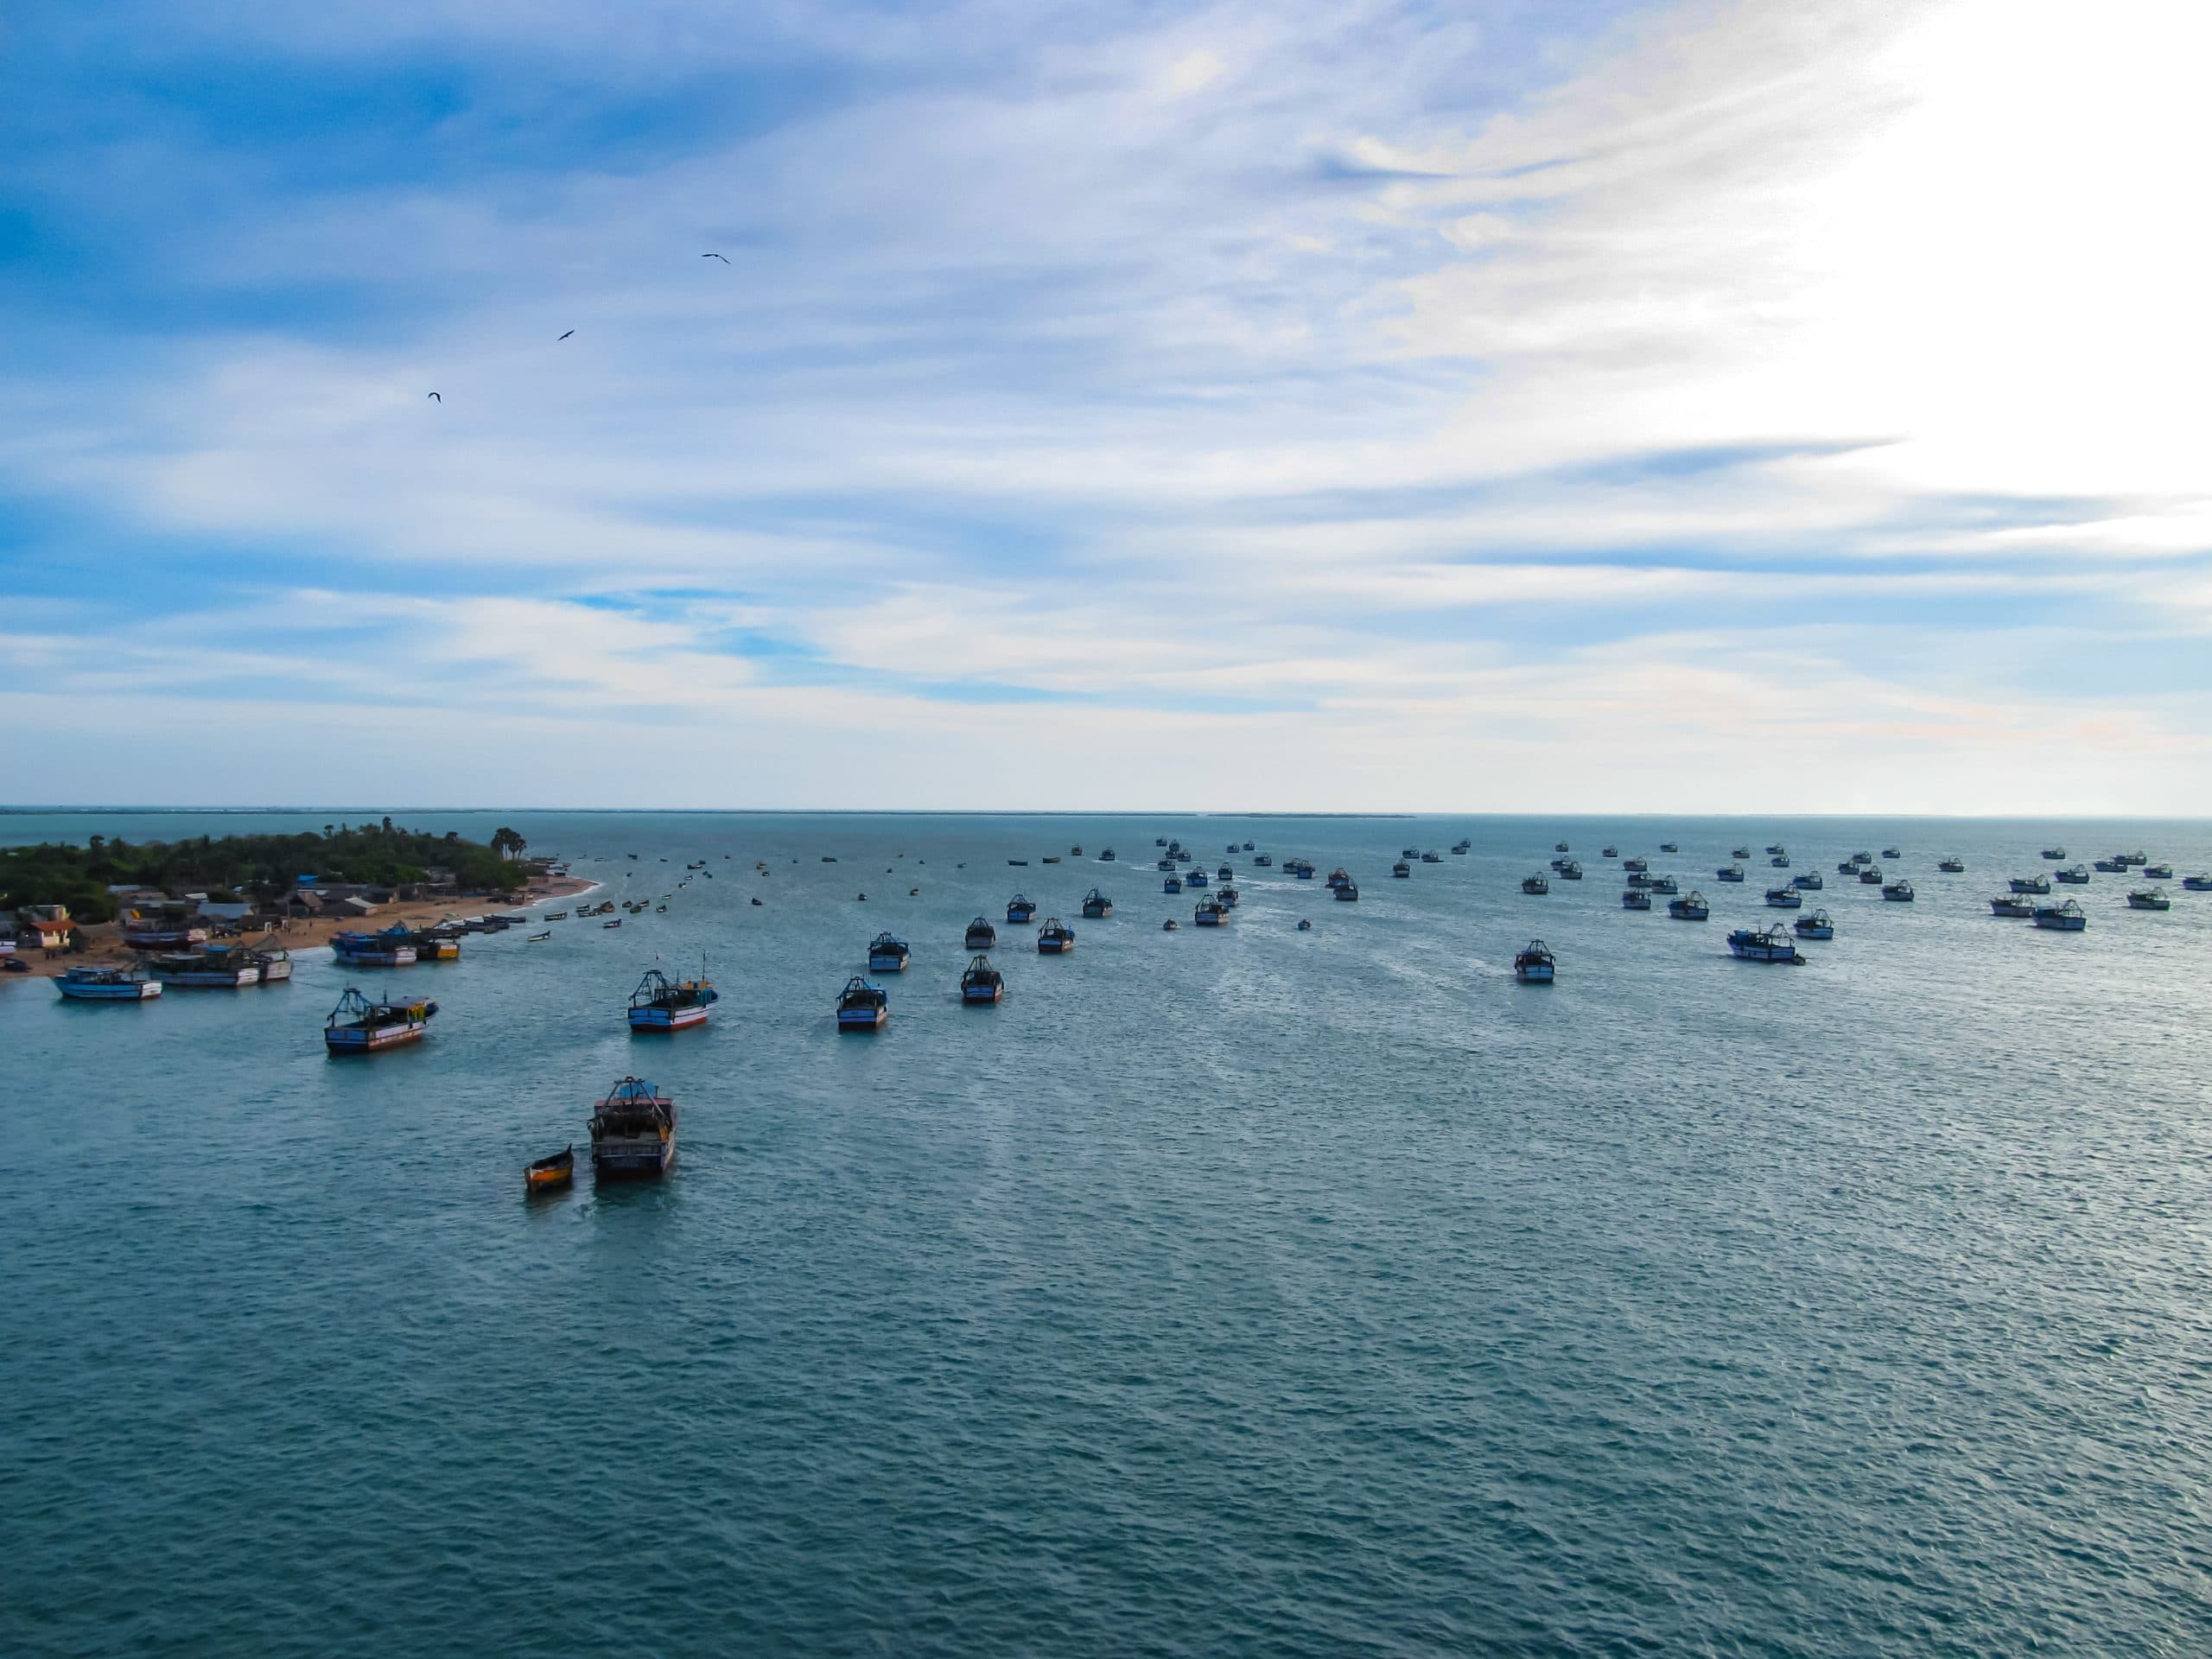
xmin=491 ymin=826 xmax=527 ymax=861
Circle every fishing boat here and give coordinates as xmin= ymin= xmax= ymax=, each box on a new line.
xmin=1290 ymin=860 xmax=1316 ymax=880
xmin=2093 ymin=857 xmax=2126 ymax=874
xmin=2127 ymin=887 xmax=2171 ymax=911
xmin=1070 ymin=846 xmax=1083 ymax=856
xmin=545 ymin=911 xmax=568 ymax=921
xmin=1668 ymin=891 xmax=1710 ymax=920
xmin=1163 ymin=874 xmax=1183 ymax=893
xmin=525 ymin=1147 xmax=575 ymax=1193
xmin=1882 ymin=847 xmax=1902 ymax=860
xmin=1554 ymin=841 xmax=1570 ymax=853
xmin=2183 ymin=874 xmax=2212 ymax=892
xmin=1036 ymin=918 xmax=1077 ymax=953
xmin=1006 ymin=893 xmax=1037 ymax=924
xmin=2032 ymin=899 xmax=2088 ymax=931
xmin=1081 ymin=888 xmax=1114 ymax=918
xmin=2055 ymin=864 xmax=2090 ymax=885
xmin=1646 ymin=874 xmax=1678 ymax=894
xmin=2116 ymin=850 xmax=2147 ymax=867
xmin=1764 ymin=886 xmax=1802 ymax=908
xmin=1882 ymin=880 xmax=1914 ymax=902
xmin=1727 ymin=926 xmax=1803 ymax=963
xmin=1334 ymin=880 xmax=1360 ymax=901
xmin=1041 ymin=857 xmax=1061 ymax=865
xmin=836 ymin=976 xmax=889 ymax=1029
xmin=1253 ymin=854 xmax=1273 ymax=868
xmin=1522 ymin=874 xmax=1548 ymax=894
xmin=1623 ymin=855 xmax=1648 ymax=873
xmin=1185 ymin=868 xmax=1209 ymax=888
xmin=1989 ymin=895 xmax=2037 ymax=918
xmin=1452 ymin=840 xmax=1471 ymax=855
xmin=323 ymin=986 xmax=435 ymax=1052
xmin=1716 ymin=863 xmax=1745 ymax=882
xmin=1402 ymin=847 xmax=1420 ymax=860
xmin=1157 ymin=857 xmax=1177 ymax=872
xmin=254 ymin=945 xmax=293 ymax=982
xmin=961 ymin=955 xmax=1005 ymax=1002
xmin=1938 ymin=855 xmax=1965 ymax=873
xmin=2008 ymin=874 xmax=2050 ymax=895
xmin=1297 ymin=918 xmax=1312 ymax=930
xmin=1559 ymin=861 xmax=1583 ymax=880
xmin=2041 ymin=847 xmax=2066 ymax=860
xmin=603 ymin=918 xmax=622 ymax=929
xmin=1393 ymin=861 xmax=1412 ymax=878
xmin=1007 ymin=859 xmax=1028 ymax=867
xmin=119 ymin=909 xmax=210 ymax=952
xmin=2142 ymin=862 xmax=2174 ymax=880
xmin=1766 ymin=844 xmax=1788 ymax=857
xmin=1659 ymin=842 xmax=1679 ymax=854
xmin=54 ymin=964 xmax=162 ymax=1001
xmin=1601 ymin=845 xmax=1618 ymax=858
xmin=149 ymin=944 xmax=261 ymax=987
xmin=1325 ymin=867 xmax=1351 ymax=890
xmin=1217 ymin=885 xmax=1240 ymax=908
xmin=627 ymin=967 xmax=717 ymax=1031
xmin=1514 ymin=940 xmax=1555 ymax=982
xmin=1790 ymin=872 xmax=1823 ymax=890
xmin=589 ymin=1077 xmax=677 ymax=1175
xmin=1243 ymin=842 xmax=1255 ymax=851
xmin=867 ymin=932 xmax=911 ymax=973
xmin=527 ymin=931 xmax=550 ymax=942
xmin=1795 ymin=910 xmax=1834 ymax=940
xmin=1837 ymin=860 xmax=1860 ymax=875
xmin=411 ymin=931 xmax=462 ymax=962
xmin=1155 ymin=837 xmax=1168 ymax=847
xmin=1100 ymin=849 xmax=1116 ymax=861
xmin=332 ymin=929 xmax=416 ymax=967
xmin=1162 ymin=919 xmax=1179 ymax=931
xmin=1770 ymin=854 xmax=1791 ymax=868
xmin=1193 ymin=899 xmax=1229 ymax=927
xmin=1421 ymin=850 xmax=1442 ymax=863
xmin=1216 ymin=865 xmax=1234 ymax=881
xmin=1622 ymin=887 xmax=1651 ymax=910
xmin=1732 ymin=847 xmax=1751 ymax=860
xmin=1858 ymin=866 xmax=1885 ymax=885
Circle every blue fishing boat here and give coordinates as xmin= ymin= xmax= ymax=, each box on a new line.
xmin=836 ymin=976 xmax=888 ymax=1029
xmin=2032 ymin=899 xmax=2087 ymax=931
xmin=1036 ymin=918 xmax=1077 ymax=954
xmin=627 ymin=967 xmax=717 ymax=1031
xmin=1646 ymin=874 xmax=1677 ymax=893
xmin=965 ymin=917 xmax=997 ymax=950
xmin=2009 ymin=874 xmax=2050 ymax=895
xmin=1081 ymin=888 xmax=1113 ymax=918
xmin=1522 ymin=874 xmax=1548 ymax=894
xmin=1716 ymin=863 xmax=1745 ymax=882
xmin=1882 ymin=880 xmax=1914 ymax=902
xmin=1669 ymin=891 xmax=1710 ymax=920
xmin=1938 ymin=855 xmax=1965 ymax=873
xmin=1764 ymin=886 xmax=1802 ymax=908
xmin=1794 ymin=910 xmax=1834 ymax=940
xmin=1006 ymin=893 xmax=1037 ymax=924
xmin=1989 ymin=895 xmax=2036 ymax=918
xmin=1514 ymin=940 xmax=1554 ymax=982
xmin=332 ymin=928 xmax=416 ymax=967
xmin=867 ymin=932 xmax=910 ymax=973
xmin=1334 ymin=880 xmax=1360 ymax=902
xmin=1559 ymin=860 xmax=1582 ymax=880
xmin=1163 ymin=874 xmax=1183 ymax=893
xmin=1727 ymin=926 xmax=1803 ymax=963
xmin=2183 ymin=874 xmax=2212 ymax=892
xmin=2041 ymin=847 xmax=2066 ymax=860
xmin=1622 ymin=887 xmax=1651 ymax=910
xmin=324 ymin=986 xmax=435 ymax=1051
xmin=54 ymin=963 xmax=162 ymax=1001
xmin=1185 ymin=868 xmax=1209 ymax=888
xmin=1393 ymin=861 xmax=1412 ymax=878
xmin=1193 ymin=899 xmax=1229 ymax=927
xmin=961 ymin=955 xmax=1004 ymax=1003
xmin=1217 ymin=885 xmax=1240 ymax=908
xmin=2127 ymin=887 xmax=2171 ymax=911
xmin=1623 ymin=856 xmax=1648 ymax=873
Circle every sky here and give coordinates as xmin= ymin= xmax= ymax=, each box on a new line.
xmin=3 ymin=0 xmax=2209 ymax=812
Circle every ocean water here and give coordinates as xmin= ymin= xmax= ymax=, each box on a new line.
xmin=3 ymin=810 xmax=2209 ymax=1657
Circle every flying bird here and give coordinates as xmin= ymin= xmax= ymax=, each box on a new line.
xmin=427 ymin=391 xmax=441 ymax=402
xmin=702 ymin=252 xmax=729 ymax=264
xmin=557 ymin=329 xmax=575 ymax=340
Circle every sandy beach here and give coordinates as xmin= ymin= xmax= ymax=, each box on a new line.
xmin=10 ymin=874 xmax=600 ymax=980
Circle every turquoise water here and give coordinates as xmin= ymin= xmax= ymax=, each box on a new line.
xmin=4 ymin=810 xmax=2210 ymax=1656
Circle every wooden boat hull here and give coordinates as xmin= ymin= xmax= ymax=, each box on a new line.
xmin=1037 ymin=939 xmax=1074 ymax=953
xmin=325 ymin=1020 xmax=428 ymax=1051
xmin=837 ymin=1008 xmax=887 ymax=1029
xmin=334 ymin=947 xmax=417 ymax=966
xmin=629 ymin=1004 xmax=709 ymax=1031
xmin=1515 ymin=966 xmax=1554 ymax=982
xmin=56 ymin=979 xmax=162 ymax=1001
xmin=867 ymin=955 xmax=907 ymax=973
xmin=156 ymin=968 xmax=261 ymax=987
xmin=592 ymin=1134 xmax=674 ymax=1176
xmin=963 ymin=984 xmax=1003 ymax=1003
xmin=525 ymin=1160 xmax=574 ymax=1192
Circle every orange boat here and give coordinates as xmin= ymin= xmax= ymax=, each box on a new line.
xmin=525 ymin=1147 xmax=575 ymax=1193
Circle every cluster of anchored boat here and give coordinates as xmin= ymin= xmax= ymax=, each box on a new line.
xmin=1986 ymin=848 xmax=2196 ymax=927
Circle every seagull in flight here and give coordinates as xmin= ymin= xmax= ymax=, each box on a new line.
xmin=557 ymin=329 xmax=575 ymax=340
xmin=702 ymin=252 xmax=729 ymax=264
xmin=427 ymin=391 xmax=442 ymax=402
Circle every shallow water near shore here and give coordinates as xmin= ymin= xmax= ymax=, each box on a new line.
xmin=4 ymin=810 xmax=2210 ymax=1656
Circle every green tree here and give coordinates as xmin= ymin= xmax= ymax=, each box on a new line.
xmin=490 ymin=826 xmax=528 ymax=860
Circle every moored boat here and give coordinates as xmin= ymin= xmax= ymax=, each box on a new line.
xmin=1790 ymin=872 xmax=1822 ymax=890
xmin=1036 ymin=918 xmax=1077 ymax=953
xmin=1006 ymin=893 xmax=1037 ymax=924
xmin=628 ymin=967 xmax=717 ymax=1031
xmin=1100 ymin=848 xmax=1116 ymax=861
xmin=333 ymin=929 xmax=416 ymax=967
xmin=1727 ymin=925 xmax=1804 ymax=963
xmin=2009 ymin=874 xmax=2050 ymax=895
xmin=1559 ymin=860 xmax=1582 ymax=880
xmin=55 ymin=964 xmax=162 ymax=1001
xmin=1716 ymin=863 xmax=1745 ymax=882
xmin=589 ymin=1077 xmax=676 ymax=1175
xmin=1659 ymin=842 xmax=1678 ymax=854
xmin=1989 ymin=895 xmax=2036 ymax=918
xmin=1393 ymin=861 xmax=1412 ymax=878
xmin=1163 ymin=874 xmax=1183 ymax=893
xmin=1081 ymin=888 xmax=1114 ymax=918
xmin=1253 ymin=854 xmax=1273 ymax=867
xmin=1937 ymin=855 xmax=1965 ymax=873
xmin=965 ymin=917 xmax=998 ymax=950
xmin=836 ymin=976 xmax=889 ymax=1029
xmin=1794 ymin=909 xmax=1834 ymax=940
xmin=1325 ymin=867 xmax=1351 ymax=890
xmin=2183 ymin=874 xmax=2212 ymax=892
xmin=2093 ymin=857 xmax=2126 ymax=874
xmin=1554 ymin=841 xmax=1570 ymax=853
xmin=2032 ymin=899 xmax=2088 ymax=931
xmin=1770 ymin=854 xmax=1790 ymax=868
xmin=1217 ymin=885 xmax=1240 ymax=907
xmin=1513 ymin=939 xmax=1554 ymax=982
xmin=2126 ymin=887 xmax=2171 ymax=911
xmin=1185 ymin=868 xmax=1208 ymax=888
xmin=1882 ymin=847 xmax=1902 ymax=860
xmin=1858 ymin=866 xmax=1885 ymax=885
xmin=2142 ymin=862 xmax=2173 ymax=880
xmin=525 ymin=1147 xmax=575 ymax=1193
xmin=1522 ymin=874 xmax=1548 ymax=894
xmin=1193 ymin=899 xmax=1229 ymax=926
xmin=1334 ymin=880 xmax=1360 ymax=901
xmin=1669 ymin=891 xmax=1710 ymax=920
xmin=867 ymin=932 xmax=911 ymax=973
xmin=149 ymin=944 xmax=262 ymax=987
xmin=1623 ymin=855 xmax=1648 ymax=873
xmin=323 ymin=986 xmax=435 ymax=1051
xmin=2055 ymin=864 xmax=2090 ymax=885
xmin=1622 ymin=887 xmax=1651 ymax=910
xmin=2041 ymin=847 xmax=2066 ymax=860
xmin=1646 ymin=874 xmax=1677 ymax=894
xmin=961 ymin=954 xmax=1005 ymax=1002
xmin=1882 ymin=880 xmax=1914 ymax=902
xmin=1764 ymin=886 xmax=1802 ymax=908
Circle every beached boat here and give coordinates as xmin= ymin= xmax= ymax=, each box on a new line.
xmin=1669 ymin=891 xmax=1710 ymax=920
xmin=836 ymin=976 xmax=888 ymax=1029
xmin=1514 ymin=940 xmax=1555 ymax=982
xmin=323 ymin=986 xmax=435 ymax=1052
xmin=1882 ymin=880 xmax=1914 ymax=902
xmin=1622 ymin=887 xmax=1651 ymax=910
xmin=525 ymin=1147 xmax=574 ymax=1193
xmin=2127 ymin=887 xmax=2171 ymax=911
xmin=1081 ymin=888 xmax=1114 ymax=918
xmin=55 ymin=964 xmax=162 ymax=1001
xmin=1794 ymin=909 xmax=1834 ymax=940
xmin=1989 ymin=895 xmax=2037 ymax=918
xmin=1764 ymin=886 xmax=1802 ymax=908
xmin=2032 ymin=899 xmax=2088 ymax=931
xmin=119 ymin=909 xmax=210 ymax=952
xmin=2055 ymin=865 xmax=2090 ymax=885
xmin=589 ymin=1077 xmax=676 ymax=1175
xmin=867 ymin=932 xmax=911 ymax=973
xmin=627 ymin=968 xmax=716 ymax=1031
xmin=1193 ymin=899 xmax=1230 ymax=927
xmin=1036 ymin=918 xmax=1077 ymax=954
xmin=2008 ymin=874 xmax=2050 ymax=895
xmin=1006 ymin=893 xmax=1037 ymax=924
xmin=1716 ymin=863 xmax=1745 ymax=882
xmin=1522 ymin=874 xmax=1548 ymax=894
xmin=1727 ymin=926 xmax=1804 ymax=963
xmin=333 ymin=929 xmax=416 ymax=967
xmin=961 ymin=955 xmax=1004 ymax=1003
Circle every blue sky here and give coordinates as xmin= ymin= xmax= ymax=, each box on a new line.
xmin=3 ymin=0 xmax=2208 ymax=810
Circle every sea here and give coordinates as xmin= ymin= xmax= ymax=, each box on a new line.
xmin=3 ymin=810 xmax=2209 ymax=1657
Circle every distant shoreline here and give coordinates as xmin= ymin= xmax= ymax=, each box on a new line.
xmin=6 ymin=806 xmax=2207 ymax=822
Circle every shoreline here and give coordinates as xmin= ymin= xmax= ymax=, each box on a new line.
xmin=8 ymin=874 xmax=600 ymax=981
